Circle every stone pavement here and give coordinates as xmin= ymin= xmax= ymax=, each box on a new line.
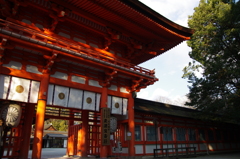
xmin=28 ymin=148 xmax=240 ymax=159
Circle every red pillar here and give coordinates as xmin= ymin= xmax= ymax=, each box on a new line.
xmin=128 ymin=94 xmax=135 ymax=156
xmin=67 ymin=110 xmax=74 ymax=156
xmin=80 ymin=110 xmax=89 ymax=157
xmin=19 ymin=104 xmax=35 ymax=159
xmin=100 ymin=86 xmax=108 ymax=158
xmin=32 ymin=73 xmax=49 ymax=159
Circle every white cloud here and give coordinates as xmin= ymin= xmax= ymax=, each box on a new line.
xmin=137 ymin=89 xmax=149 ymax=100
xmin=139 ymin=0 xmax=200 ymax=27
xmin=137 ymin=0 xmax=200 ymax=103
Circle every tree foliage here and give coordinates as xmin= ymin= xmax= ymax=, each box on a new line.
xmin=45 ymin=119 xmax=68 ymax=131
xmin=183 ymin=0 xmax=240 ymax=123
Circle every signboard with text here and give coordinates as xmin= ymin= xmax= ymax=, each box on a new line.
xmin=101 ymin=107 xmax=110 ymax=145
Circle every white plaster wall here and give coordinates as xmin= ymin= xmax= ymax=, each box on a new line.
xmin=135 ymin=145 xmax=143 ymax=154
xmin=199 ymin=143 xmax=208 ymax=151
xmin=217 ymin=143 xmax=224 ymax=150
xmin=51 ymin=71 xmax=68 ymax=80
xmin=145 ymin=144 xmax=155 ymax=154
xmin=3 ymin=61 xmax=22 ymax=70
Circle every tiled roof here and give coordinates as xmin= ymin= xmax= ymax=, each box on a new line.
xmin=134 ymin=98 xmax=198 ymax=119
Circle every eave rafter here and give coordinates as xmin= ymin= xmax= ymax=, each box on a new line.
xmin=45 ymin=0 xmax=164 ymax=49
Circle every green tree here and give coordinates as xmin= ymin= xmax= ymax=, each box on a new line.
xmin=45 ymin=119 xmax=68 ymax=131
xmin=183 ymin=0 xmax=240 ymax=123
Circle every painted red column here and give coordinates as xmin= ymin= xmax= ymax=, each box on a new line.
xmin=80 ymin=110 xmax=89 ymax=157
xmin=100 ymin=86 xmax=108 ymax=158
xmin=32 ymin=73 xmax=49 ymax=159
xmin=128 ymin=94 xmax=135 ymax=157
xmin=67 ymin=110 xmax=74 ymax=156
xmin=19 ymin=104 xmax=35 ymax=159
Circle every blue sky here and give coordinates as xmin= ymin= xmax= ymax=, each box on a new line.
xmin=137 ymin=0 xmax=200 ymax=104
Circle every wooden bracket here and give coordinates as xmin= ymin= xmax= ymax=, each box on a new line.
xmin=131 ymin=77 xmax=158 ymax=92
xmin=131 ymin=78 xmax=143 ymax=92
xmin=103 ymin=27 xmax=121 ymax=50
xmin=42 ymin=53 xmax=58 ymax=73
xmin=48 ymin=3 xmax=70 ymax=31
xmin=0 ymin=38 xmax=8 ymax=63
xmin=0 ymin=0 xmax=27 ymax=17
xmin=130 ymin=38 xmax=142 ymax=50
xmin=102 ymin=69 xmax=118 ymax=87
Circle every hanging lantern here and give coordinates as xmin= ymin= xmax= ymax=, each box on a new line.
xmin=110 ymin=116 xmax=117 ymax=133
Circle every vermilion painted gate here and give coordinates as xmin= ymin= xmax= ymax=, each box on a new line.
xmin=68 ymin=124 xmax=101 ymax=157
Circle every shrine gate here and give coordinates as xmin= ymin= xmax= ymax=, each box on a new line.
xmin=0 ymin=0 xmax=193 ymax=158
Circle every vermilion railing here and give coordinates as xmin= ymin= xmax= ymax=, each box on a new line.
xmin=0 ymin=19 xmax=155 ymax=78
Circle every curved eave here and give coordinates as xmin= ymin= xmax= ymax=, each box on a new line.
xmin=64 ymin=0 xmax=193 ymax=40
xmin=123 ymin=0 xmax=194 ymax=38
xmin=46 ymin=0 xmax=193 ymax=64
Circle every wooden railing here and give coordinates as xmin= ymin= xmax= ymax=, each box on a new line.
xmin=154 ymin=147 xmax=197 ymax=158
xmin=0 ymin=19 xmax=155 ymax=78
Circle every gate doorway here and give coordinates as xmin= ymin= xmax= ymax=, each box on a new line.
xmin=67 ymin=123 xmax=101 ymax=157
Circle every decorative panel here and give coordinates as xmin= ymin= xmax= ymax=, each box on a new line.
xmin=83 ymin=91 xmax=96 ymax=111
xmin=112 ymin=96 xmax=122 ymax=115
xmin=53 ymin=85 xmax=69 ymax=107
xmin=8 ymin=77 xmax=30 ymax=102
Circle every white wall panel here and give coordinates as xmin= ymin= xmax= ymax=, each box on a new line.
xmin=0 ymin=75 xmax=10 ymax=99
xmin=71 ymin=75 xmax=85 ymax=84
xmin=89 ymin=79 xmax=102 ymax=88
xmin=96 ymin=93 xmax=101 ymax=111
xmin=53 ymin=85 xmax=69 ymax=107
xmin=8 ymin=77 xmax=30 ymax=102
xmin=29 ymin=81 xmax=40 ymax=103
xmin=68 ymin=88 xmax=83 ymax=109
xmin=107 ymin=96 xmax=111 ymax=109
xmin=26 ymin=65 xmax=42 ymax=74
xmin=47 ymin=84 xmax=54 ymax=105
xmin=135 ymin=145 xmax=143 ymax=154
xmin=83 ymin=91 xmax=96 ymax=111
xmin=112 ymin=96 xmax=122 ymax=115
xmin=3 ymin=61 xmax=22 ymax=70
xmin=51 ymin=71 xmax=68 ymax=80
xmin=123 ymin=98 xmax=128 ymax=115
xmin=145 ymin=145 xmax=155 ymax=153
xmin=200 ymin=143 xmax=207 ymax=150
